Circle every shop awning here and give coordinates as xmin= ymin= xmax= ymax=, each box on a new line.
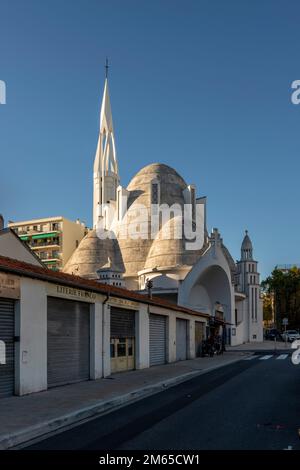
xmin=20 ymin=235 xmax=29 ymax=241
xmin=32 ymin=232 xmax=58 ymax=240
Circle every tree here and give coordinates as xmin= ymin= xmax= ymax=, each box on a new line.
xmin=261 ymin=267 xmax=300 ymax=329
xmin=263 ymin=293 xmax=273 ymax=326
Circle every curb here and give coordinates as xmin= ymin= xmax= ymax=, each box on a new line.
xmin=0 ymin=355 xmax=244 ymax=450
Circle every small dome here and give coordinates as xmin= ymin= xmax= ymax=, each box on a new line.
xmin=63 ymin=230 xmax=124 ymax=279
xmin=241 ymin=230 xmax=253 ymax=250
xmin=145 ymin=216 xmax=204 ymax=270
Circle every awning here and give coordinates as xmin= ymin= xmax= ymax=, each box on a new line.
xmin=32 ymin=232 xmax=58 ymax=240
xmin=20 ymin=236 xmax=29 ymax=241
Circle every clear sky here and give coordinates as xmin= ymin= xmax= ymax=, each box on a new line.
xmin=1 ymin=0 xmax=300 ymax=279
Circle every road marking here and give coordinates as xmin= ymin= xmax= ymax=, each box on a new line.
xmin=243 ymin=355 xmax=257 ymax=360
xmin=276 ymin=354 xmax=288 ymax=360
xmin=259 ymin=355 xmax=273 ymax=360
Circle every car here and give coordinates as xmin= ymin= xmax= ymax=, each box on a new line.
xmin=264 ymin=328 xmax=283 ymax=341
xmin=281 ymin=330 xmax=300 ymax=342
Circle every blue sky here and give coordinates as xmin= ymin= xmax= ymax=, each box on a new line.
xmin=1 ymin=0 xmax=300 ymax=279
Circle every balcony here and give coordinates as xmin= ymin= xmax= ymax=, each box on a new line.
xmin=31 ymin=241 xmax=60 ymax=249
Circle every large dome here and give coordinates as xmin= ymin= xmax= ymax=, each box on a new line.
xmin=63 ymin=230 xmax=124 ymax=279
xmin=127 ymin=163 xmax=187 ymax=208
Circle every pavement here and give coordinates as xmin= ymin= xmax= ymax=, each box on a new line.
xmin=0 ymin=351 xmax=247 ymax=450
xmin=26 ymin=350 xmax=299 ymax=451
xmin=227 ymin=340 xmax=290 ymax=352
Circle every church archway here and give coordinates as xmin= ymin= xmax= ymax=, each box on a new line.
xmin=188 ymin=265 xmax=232 ymax=322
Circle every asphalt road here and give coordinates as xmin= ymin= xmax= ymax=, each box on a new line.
xmin=26 ymin=352 xmax=300 ymax=450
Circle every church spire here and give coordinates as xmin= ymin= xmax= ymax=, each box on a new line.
xmin=93 ymin=64 xmax=119 ymax=229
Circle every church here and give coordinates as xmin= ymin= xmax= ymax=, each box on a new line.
xmin=64 ymin=76 xmax=263 ymax=346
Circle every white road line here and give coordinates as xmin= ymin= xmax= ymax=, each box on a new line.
xmin=243 ymin=355 xmax=257 ymax=360
xmin=259 ymin=355 xmax=273 ymax=360
xmin=276 ymin=354 xmax=288 ymax=360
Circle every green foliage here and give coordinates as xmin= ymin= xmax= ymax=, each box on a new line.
xmin=263 ymin=293 xmax=273 ymax=324
xmin=262 ymin=267 xmax=300 ymax=329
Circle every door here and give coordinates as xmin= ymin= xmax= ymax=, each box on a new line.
xmin=149 ymin=314 xmax=167 ymax=366
xmin=176 ymin=318 xmax=187 ymax=361
xmin=47 ymin=297 xmax=90 ymax=387
xmin=195 ymin=321 xmax=205 ymax=357
xmin=110 ymin=307 xmax=135 ymax=373
xmin=0 ymin=298 xmax=14 ymax=398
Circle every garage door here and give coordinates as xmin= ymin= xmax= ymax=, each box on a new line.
xmin=176 ymin=318 xmax=187 ymax=361
xmin=0 ymin=298 xmax=15 ymax=398
xmin=150 ymin=314 xmax=167 ymax=366
xmin=47 ymin=297 xmax=90 ymax=388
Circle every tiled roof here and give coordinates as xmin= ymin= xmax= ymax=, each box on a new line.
xmin=0 ymin=255 xmax=209 ymax=319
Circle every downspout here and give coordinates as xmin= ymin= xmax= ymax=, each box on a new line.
xmin=102 ymin=293 xmax=110 ymax=377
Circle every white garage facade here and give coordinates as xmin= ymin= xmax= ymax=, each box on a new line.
xmin=0 ymin=255 xmax=210 ymax=398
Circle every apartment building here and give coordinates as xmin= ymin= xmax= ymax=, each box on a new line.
xmin=8 ymin=217 xmax=88 ymax=271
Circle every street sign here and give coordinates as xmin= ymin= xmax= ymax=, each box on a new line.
xmin=282 ymin=318 xmax=289 ymax=326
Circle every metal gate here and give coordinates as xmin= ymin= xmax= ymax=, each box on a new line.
xmin=0 ymin=298 xmax=14 ymax=398
xmin=110 ymin=307 xmax=135 ymax=373
xmin=176 ymin=318 xmax=187 ymax=361
xmin=47 ymin=297 xmax=90 ymax=387
xmin=195 ymin=321 xmax=205 ymax=357
xmin=149 ymin=314 xmax=167 ymax=366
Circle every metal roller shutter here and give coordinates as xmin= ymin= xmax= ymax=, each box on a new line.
xmin=110 ymin=307 xmax=135 ymax=337
xmin=0 ymin=298 xmax=15 ymax=398
xmin=176 ymin=318 xmax=187 ymax=361
xmin=149 ymin=314 xmax=166 ymax=366
xmin=47 ymin=297 xmax=90 ymax=388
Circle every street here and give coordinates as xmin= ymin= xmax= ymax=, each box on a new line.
xmin=25 ymin=353 xmax=300 ymax=451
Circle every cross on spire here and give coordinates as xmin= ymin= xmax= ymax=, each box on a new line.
xmin=105 ymin=57 xmax=109 ymax=79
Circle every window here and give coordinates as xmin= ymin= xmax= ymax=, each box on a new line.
xmin=117 ymin=339 xmax=126 ymax=357
xmin=33 ymin=225 xmax=37 ymax=231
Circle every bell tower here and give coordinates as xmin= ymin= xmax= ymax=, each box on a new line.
xmin=93 ymin=61 xmax=119 ymax=229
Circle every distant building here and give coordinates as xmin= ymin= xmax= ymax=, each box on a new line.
xmin=0 ymin=214 xmax=43 ymax=266
xmin=276 ymin=264 xmax=300 ymax=273
xmin=8 ymin=216 xmax=88 ymax=271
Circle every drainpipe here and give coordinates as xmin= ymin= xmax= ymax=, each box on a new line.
xmin=102 ymin=293 xmax=110 ymax=377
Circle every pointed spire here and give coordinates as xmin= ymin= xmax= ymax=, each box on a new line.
xmin=100 ymin=78 xmax=114 ymax=134
xmin=93 ymin=65 xmax=119 ymax=228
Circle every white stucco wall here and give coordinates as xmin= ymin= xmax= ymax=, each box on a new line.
xmin=135 ymin=304 xmax=150 ymax=369
xmin=90 ymin=302 xmax=103 ymax=379
xmin=15 ymin=278 xmax=47 ymax=395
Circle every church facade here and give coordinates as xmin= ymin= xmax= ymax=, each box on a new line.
xmin=64 ymin=77 xmax=263 ymax=346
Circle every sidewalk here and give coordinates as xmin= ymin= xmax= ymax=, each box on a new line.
xmin=0 ymin=351 xmax=247 ymax=450
xmin=227 ymin=340 xmax=291 ymax=352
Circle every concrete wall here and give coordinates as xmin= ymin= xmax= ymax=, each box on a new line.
xmin=135 ymin=304 xmax=149 ymax=369
xmin=1 ymin=272 xmax=209 ymax=397
xmin=15 ymin=278 xmax=47 ymax=395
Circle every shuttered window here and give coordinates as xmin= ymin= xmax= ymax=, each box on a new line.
xmin=0 ymin=298 xmax=14 ymax=398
